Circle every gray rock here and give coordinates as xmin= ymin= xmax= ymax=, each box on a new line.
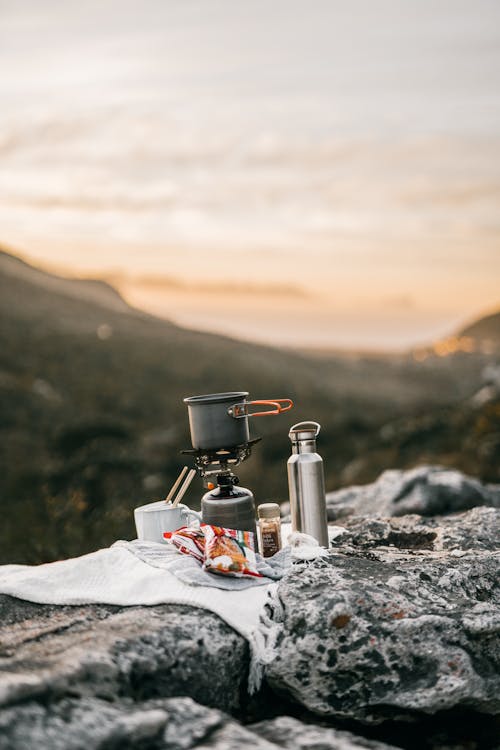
xmin=0 ymin=600 xmax=248 ymax=714
xmin=0 ymin=599 xmax=406 ymax=750
xmin=0 ymin=694 xmax=405 ymax=750
xmin=326 ymin=466 xmax=500 ymax=520
xmin=193 ymin=720 xmax=279 ymax=750
xmin=2 ymin=493 xmax=500 ymax=748
xmin=250 ymin=715 xmax=398 ymax=749
xmin=431 ymin=506 xmax=500 ymax=551
xmin=0 ymin=695 xmax=280 ymax=750
xmin=337 ymin=506 xmax=500 ymax=552
xmin=0 ymin=697 xmax=169 ymax=750
xmin=263 ymin=508 xmax=500 ymax=724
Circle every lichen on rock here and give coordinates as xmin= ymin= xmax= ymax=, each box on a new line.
xmin=262 ymin=509 xmax=500 ymax=724
xmin=0 ymin=600 xmax=248 ymax=715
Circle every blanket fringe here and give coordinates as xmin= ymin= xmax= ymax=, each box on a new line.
xmin=248 ymin=585 xmax=284 ymax=694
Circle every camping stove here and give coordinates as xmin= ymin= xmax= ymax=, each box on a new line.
xmin=181 ymin=437 xmax=261 ymax=482
xmin=181 ymin=438 xmax=261 ymax=540
xmin=182 ymin=391 xmax=293 ymax=546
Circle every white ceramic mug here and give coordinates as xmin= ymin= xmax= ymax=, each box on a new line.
xmin=134 ymin=501 xmax=201 ymax=544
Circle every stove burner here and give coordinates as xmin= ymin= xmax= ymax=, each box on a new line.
xmin=181 ymin=438 xmax=261 ymax=477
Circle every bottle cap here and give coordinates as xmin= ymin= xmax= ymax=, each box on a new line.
xmin=288 ymin=421 xmax=320 ymax=442
xmin=257 ymin=502 xmax=281 ymax=519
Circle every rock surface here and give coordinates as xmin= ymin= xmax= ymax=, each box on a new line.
xmin=338 ymin=506 xmax=500 ymax=552
xmin=0 ymin=599 xmax=248 ymax=714
xmin=263 ymin=508 xmax=500 ymax=724
xmin=0 ymin=695 xmax=270 ymax=750
xmin=0 ymin=694 xmax=402 ymax=750
xmin=1 ymin=482 xmax=500 ymax=748
xmin=250 ymin=716 xmax=397 ymax=749
xmin=326 ymin=466 xmax=500 ymax=520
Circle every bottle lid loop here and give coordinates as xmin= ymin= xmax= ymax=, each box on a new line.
xmin=288 ymin=421 xmax=321 ymax=441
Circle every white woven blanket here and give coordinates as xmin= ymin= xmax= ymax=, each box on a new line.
xmin=0 ymin=525 xmax=338 ymax=691
xmin=0 ymin=543 xmax=276 ymax=644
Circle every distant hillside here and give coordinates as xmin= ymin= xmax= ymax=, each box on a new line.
xmin=0 ymin=248 xmax=498 ymax=564
xmin=0 ymin=249 xmax=129 ymax=315
xmin=0 ymin=248 xmax=464 ymax=407
xmin=0 ymin=247 xmax=335 ymax=409
xmin=459 ymin=309 xmax=500 ymax=344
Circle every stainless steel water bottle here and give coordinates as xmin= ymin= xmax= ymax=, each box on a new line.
xmin=287 ymin=421 xmax=329 ymax=547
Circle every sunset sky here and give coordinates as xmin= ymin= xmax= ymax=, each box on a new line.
xmin=1 ymin=0 xmax=499 ymax=348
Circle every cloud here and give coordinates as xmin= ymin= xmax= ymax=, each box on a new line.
xmin=382 ymin=294 xmax=417 ymax=310
xmin=114 ymin=272 xmax=309 ymax=299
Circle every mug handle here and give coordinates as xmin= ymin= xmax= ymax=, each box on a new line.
xmin=229 ymin=398 xmax=294 ymax=418
xmin=181 ymin=508 xmax=202 ymax=525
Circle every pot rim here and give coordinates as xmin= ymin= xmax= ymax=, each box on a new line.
xmin=183 ymin=391 xmax=249 ymax=405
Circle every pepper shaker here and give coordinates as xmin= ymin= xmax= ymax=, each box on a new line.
xmin=257 ymin=503 xmax=282 ymax=557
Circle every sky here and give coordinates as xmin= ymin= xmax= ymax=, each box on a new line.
xmin=0 ymin=0 xmax=499 ymax=349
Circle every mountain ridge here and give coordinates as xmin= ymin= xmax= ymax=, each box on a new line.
xmin=0 ymin=247 xmax=131 ymax=316
xmin=459 ymin=309 xmax=500 ymax=343
xmin=2 ymin=246 xmax=498 ymax=351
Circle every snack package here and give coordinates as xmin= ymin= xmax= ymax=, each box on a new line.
xmin=164 ymin=526 xmax=205 ymax=563
xmin=203 ymin=525 xmax=262 ymax=578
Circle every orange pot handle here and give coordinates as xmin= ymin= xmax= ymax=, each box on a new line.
xmin=272 ymin=398 xmax=294 ymax=413
xmin=229 ymin=398 xmax=294 ymax=418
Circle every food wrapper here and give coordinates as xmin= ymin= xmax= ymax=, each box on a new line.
xmin=203 ymin=525 xmax=262 ymax=578
xmin=164 ymin=526 xmax=205 ymax=563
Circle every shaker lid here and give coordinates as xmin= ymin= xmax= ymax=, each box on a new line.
xmin=258 ymin=502 xmax=281 ymax=519
xmin=288 ymin=421 xmax=321 ymax=442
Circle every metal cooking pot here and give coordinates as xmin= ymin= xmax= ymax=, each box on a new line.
xmin=183 ymin=391 xmax=293 ymax=450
